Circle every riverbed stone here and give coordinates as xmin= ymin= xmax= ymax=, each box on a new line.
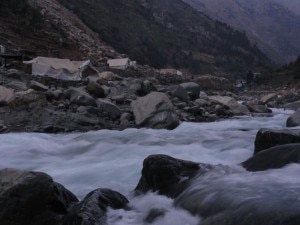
xmin=171 ymin=85 xmax=189 ymax=101
xmin=131 ymin=92 xmax=179 ymax=129
xmin=179 ymin=82 xmax=201 ymax=99
xmin=5 ymin=80 xmax=27 ymax=91
xmin=65 ymin=87 xmax=97 ymax=107
xmin=254 ymin=128 xmax=300 ymax=154
xmin=86 ymin=80 xmax=107 ymax=98
xmin=97 ymin=99 xmax=121 ymax=119
xmin=246 ymin=103 xmax=272 ymax=114
xmin=0 ymin=168 xmax=78 ymax=225
xmin=29 ymin=80 xmax=49 ymax=92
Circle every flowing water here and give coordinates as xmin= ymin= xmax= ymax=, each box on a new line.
xmin=0 ymin=109 xmax=298 ymax=224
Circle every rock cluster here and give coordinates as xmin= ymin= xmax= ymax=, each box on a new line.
xmin=2 ymin=65 xmax=300 ymax=133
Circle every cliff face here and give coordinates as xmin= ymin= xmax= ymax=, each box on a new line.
xmin=58 ymin=0 xmax=272 ymax=76
xmin=183 ymin=0 xmax=300 ymax=64
xmin=0 ymin=0 xmax=119 ymax=63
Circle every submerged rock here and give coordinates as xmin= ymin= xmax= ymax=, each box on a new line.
xmin=0 ymin=168 xmax=78 ymax=225
xmin=242 ymin=143 xmax=300 ymax=171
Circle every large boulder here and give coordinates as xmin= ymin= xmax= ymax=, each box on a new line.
xmin=65 ymin=87 xmax=97 ymax=107
xmin=0 ymin=168 xmax=78 ymax=225
xmin=242 ymin=143 xmax=300 ymax=171
xmin=179 ymin=82 xmax=201 ymax=99
xmin=62 ymin=188 xmax=129 ymax=225
xmin=287 ymin=108 xmax=300 ymax=127
xmin=0 ymin=85 xmax=14 ymax=105
xmin=5 ymin=80 xmax=27 ymax=91
xmin=131 ymin=92 xmax=179 ymax=129
xmin=254 ymin=128 xmax=300 ymax=154
xmin=130 ymin=79 xmax=157 ymax=96
xmin=135 ymin=154 xmax=204 ymax=198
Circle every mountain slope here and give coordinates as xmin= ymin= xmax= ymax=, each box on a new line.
xmin=183 ymin=0 xmax=300 ymax=64
xmin=58 ymin=0 xmax=271 ymax=76
xmin=0 ymin=0 xmax=118 ymax=62
xmin=273 ymin=0 xmax=300 ymax=17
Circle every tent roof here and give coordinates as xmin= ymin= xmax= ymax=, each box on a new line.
xmin=24 ymin=57 xmax=90 ymax=73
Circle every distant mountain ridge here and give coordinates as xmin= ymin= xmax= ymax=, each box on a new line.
xmin=58 ymin=0 xmax=271 ymax=76
xmin=183 ymin=0 xmax=300 ymax=64
xmin=273 ymin=0 xmax=300 ymax=17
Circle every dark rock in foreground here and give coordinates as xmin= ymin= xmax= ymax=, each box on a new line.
xmin=0 ymin=168 xmax=130 ymax=225
xmin=135 ymin=154 xmax=207 ymax=198
xmin=255 ymin=128 xmax=300 ymax=154
xmin=0 ymin=168 xmax=78 ymax=225
xmin=62 ymin=188 xmax=129 ymax=225
xmin=242 ymin=143 xmax=300 ymax=171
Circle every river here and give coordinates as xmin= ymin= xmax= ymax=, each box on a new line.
xmin=0 ymin=108 xmax=298 ymax=224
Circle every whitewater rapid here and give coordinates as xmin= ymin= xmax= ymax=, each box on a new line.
xmin=0 ymin=109 xmax=298 ymax=224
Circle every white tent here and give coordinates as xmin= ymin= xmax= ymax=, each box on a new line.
xmin=23 ymin=57 xmax=98 ymax=81
xmin=107 ymin=58 xmax=130 ymax=70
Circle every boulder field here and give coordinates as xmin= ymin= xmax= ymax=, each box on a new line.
xmin=1 ymin=67 xmax=298 ymax=133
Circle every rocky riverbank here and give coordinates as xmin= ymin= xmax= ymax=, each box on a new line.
xmin=1 ymin=66 xmax=299 ymax=133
